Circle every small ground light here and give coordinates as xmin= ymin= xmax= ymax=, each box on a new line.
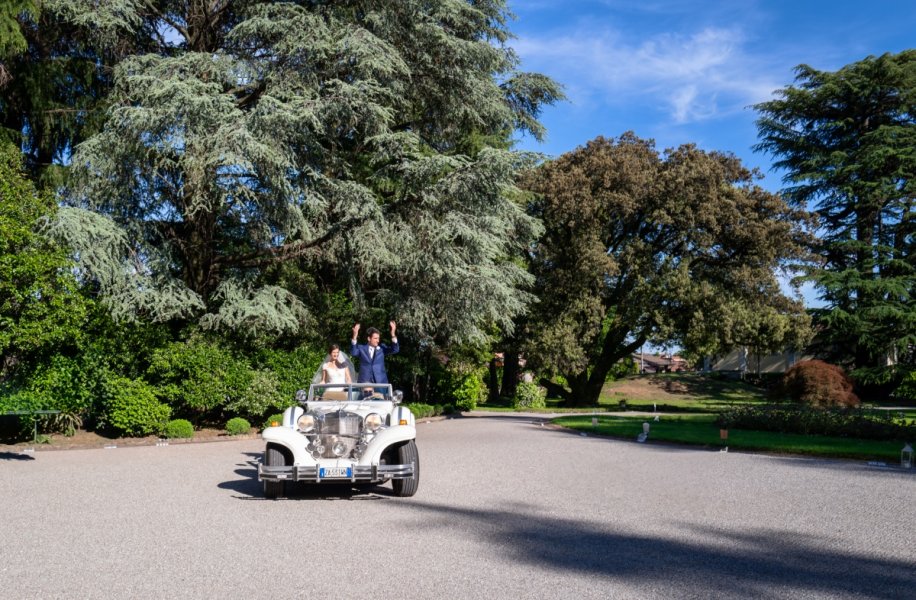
xmin=901 ymin=443 xmax=913 ymax=469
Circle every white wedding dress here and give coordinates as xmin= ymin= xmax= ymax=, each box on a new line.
xmin=324 ymin=365 xmax=348 ymax=384
xmin=311 ymin=351 xmax=356 ymax=385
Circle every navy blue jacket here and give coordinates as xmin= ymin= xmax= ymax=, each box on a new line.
xmin=350 ymin=339 xmax=399 ymax=384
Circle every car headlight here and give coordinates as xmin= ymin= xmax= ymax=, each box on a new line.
xmin=297 ymin=414 xmax=315 ymax=432
xmin=330 ymin=436 xmax=348 ymax=457
xmin=364 ymin=413 xmax=382 ymax=432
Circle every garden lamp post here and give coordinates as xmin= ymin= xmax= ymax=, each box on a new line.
xmin=902 ymin=443 xmax=913 ymax=469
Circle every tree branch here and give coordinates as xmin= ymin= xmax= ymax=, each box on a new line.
xmin=216 ymin=215 xmax=372 ymax=270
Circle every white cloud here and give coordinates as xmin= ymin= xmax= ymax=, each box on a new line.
xmin=513 ymin=25 xmax=783 ymax=124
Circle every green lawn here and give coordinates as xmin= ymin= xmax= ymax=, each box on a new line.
xmin=476 ymin=374 xmax=768 ymax=413
xmin=553 ymin=414 xmax=908 ymax=462
xmin=475 ymin=373 xmax=915 ymax=417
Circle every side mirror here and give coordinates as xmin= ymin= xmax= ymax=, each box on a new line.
xmin=393 ymin=390 xmax=403 ymax=405
xmin=295 ymin=389 xmax=307 ymax=404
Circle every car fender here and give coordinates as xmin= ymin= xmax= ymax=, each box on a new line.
xmin=262 ymin=426 xmax=315 ymax=465
xmin=359 ymin=425 xmax=417 ymax=465
xmin=390 ymin=405 xmax=415 ymax=427
xmin=281 ymin=405 xmax=303 ymax=428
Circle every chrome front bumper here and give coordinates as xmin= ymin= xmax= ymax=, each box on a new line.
xmin=258 ymin=462 xmax=415 ymax=483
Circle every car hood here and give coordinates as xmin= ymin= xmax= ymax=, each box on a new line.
xmin=305 ymin=400 xmax=394 ymax=418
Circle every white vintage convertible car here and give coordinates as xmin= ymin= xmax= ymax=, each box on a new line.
xmin=258 ymin=383 xmax=419 ymax=498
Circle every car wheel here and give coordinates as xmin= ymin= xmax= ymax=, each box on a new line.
xmin=263 ymin=447 xmax=286 ymax=500
xmin=391 ymin=440 xmax=419 ymax=497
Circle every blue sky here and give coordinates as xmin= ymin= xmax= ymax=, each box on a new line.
xmin=510 ymin=0 xmax=916 ymax=191
xmin=509 ymin=0 xmax=915 ymax=309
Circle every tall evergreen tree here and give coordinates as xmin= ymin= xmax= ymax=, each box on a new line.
xmin=43 ymin=1 xmax=561 ymax=341
xmin=522 ymin=134 xmax=811 ymax=406
xmin=0 ymin=1 xmax=113 ymax=186
xmin=755 ymin=51 xmax=916 ymax=389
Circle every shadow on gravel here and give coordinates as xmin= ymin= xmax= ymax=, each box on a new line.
xmin=391 ymin=501 xmax=915 ymax=599
xmin=219 ymin=452 xmax=394 ymax=501
xmin=0 ymin=451 xmax=34 ymax=461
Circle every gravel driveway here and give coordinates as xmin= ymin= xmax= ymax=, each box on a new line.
xmin=1 ymin=413 xmax=913 ymax=599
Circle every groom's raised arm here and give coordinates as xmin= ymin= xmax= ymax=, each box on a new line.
xmin=351 ymin=322 xmax=360 ymax=355
xmin=386 ymin=320 xmax=399 ymax=355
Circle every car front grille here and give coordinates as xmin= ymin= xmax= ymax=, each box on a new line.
xmin=314 ymin=411 xmax=362 ymax=458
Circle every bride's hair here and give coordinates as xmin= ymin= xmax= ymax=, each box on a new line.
xmin=327 ymin=343 xmax=345 ymax=366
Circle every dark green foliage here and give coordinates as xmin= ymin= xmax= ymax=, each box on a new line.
xmin=162 ymin=419 xmax=194 ymax=439
xmin=780 ymin=360 xmax=860 ymax=407
xmin=403 ymin=403 xmax=453 ymax=419
xmin=608 ymin=357 xmax=638 ymax=381
xmin=14 ymin=354 xmax=100 ymax=416
xmin=100 ymin=376 xmax=170 ymax=437
xmin=0 ymin=143 xmax=88 ymax=374
xmin=0 ymin=1 xmax=37 ymax=57
xmin=718 ymin=404 xmax=914 ymax=441
xmin=755 ymin=51 xmax=916 ymax=392
xmin=512 ymin=381 xmax=546 ymax=409
xmin=225 ymin=417 xmax=251 ymax=436
xmin=432 ymin=365 xmax=487 ymax=411
xmin=147 ymin=337 xmax=286 ymax=424
xmin=251 ymin=346 xmax=323 ymax=400
xmin=896 ymin=369 xmax=916 ymax=401
xmin=0 ymin=3 xmax=110 ymax=184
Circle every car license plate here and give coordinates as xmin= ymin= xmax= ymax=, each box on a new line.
xmin=319 ymin=467 xmax=352 ymax=478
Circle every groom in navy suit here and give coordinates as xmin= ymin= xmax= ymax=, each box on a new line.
xmin=350 ymin=321 xmax=399 ymax=384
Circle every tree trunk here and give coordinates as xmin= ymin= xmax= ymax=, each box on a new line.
xmin=500 ymin=349 xmax=519 ymax=399
xmin=564 ymin=328 xmax=644 ymax=407
xmin=538 ymin=377 xmax=571 ymax=402
xmin=488 ymin=357 xmax=499 ymax=403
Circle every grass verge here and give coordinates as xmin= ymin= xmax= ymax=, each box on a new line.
xmin=552 ymin=414 xmax=908 ymax=462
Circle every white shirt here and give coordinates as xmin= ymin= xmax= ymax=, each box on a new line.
xmin=353 ymin=337 xmax=398 ymax=360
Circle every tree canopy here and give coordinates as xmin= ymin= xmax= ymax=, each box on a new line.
xmin=755 ymin=50 xmax=916 ymax=388
xmin=521 ymin=133 xmax=812 ymax=405
xmin=44 ymin=0 xmax=561 ymax=343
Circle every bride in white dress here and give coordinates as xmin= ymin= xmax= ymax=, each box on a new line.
xmin=317 ymin=344 xmax=355 ymax=384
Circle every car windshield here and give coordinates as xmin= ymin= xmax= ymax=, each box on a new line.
xmin=308 ymin=383 xmax=392 ymax=402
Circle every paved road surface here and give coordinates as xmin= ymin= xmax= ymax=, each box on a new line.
xmin=1 ymin=414 xmax=914 ymax=599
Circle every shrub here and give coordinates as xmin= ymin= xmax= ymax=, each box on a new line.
xmin=717 ymin=404 xmax=915 ymax=441
xmin=225 ymin=417 xmax=252 ymax=436
xmin=894 ymin=368 xmax=916 ymax=401
xmin=403 ymin=403 xmax=452 ymax=419
xmin=780 ymin=360 xmax=859 ymax=407
xmin=262 ymin=413 xmax=285 ymax=430
xmin=18 ymin=354 xmax=100 ymax=417
xmin=147 ymin=338 xmax=257 ymax=422
xmin=0 ymin=388 xmax=43 ymax=439
xmin=222 ymin=369 xmax=286 ymax=421
xmin=513 ymin=381 xmax=547 ymax=409
xmin=455 ymin=371 xmax=485 ymax=411
xmin=101 ymin=377 xmax=171 ymax=437
xmin=162 ymin=418 xmax=194 ymax=439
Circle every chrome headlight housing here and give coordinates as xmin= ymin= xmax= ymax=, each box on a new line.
xmin=364 ymin=413 xmax=382 ymax=432
xmin=297 ymin=413 xmax=315 ymax=432
xmin=330 ymin=436 xmax=348 ymax=457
